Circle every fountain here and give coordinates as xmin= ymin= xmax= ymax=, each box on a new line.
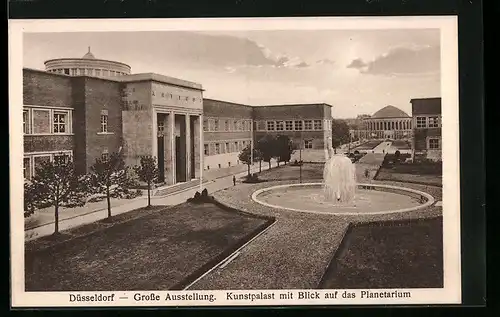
xmin=323 ymin=148 xmax=356 ymax=203
xmin=251 ymin=146 xmax=435 ymax=216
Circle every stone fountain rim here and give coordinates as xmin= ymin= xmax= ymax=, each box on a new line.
xmin=251 ymin=182 xmax=435 ymax=216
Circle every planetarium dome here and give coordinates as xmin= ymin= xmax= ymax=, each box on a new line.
xmin=371 ymin=105 xmax=410 ymax=118
xmin=44 ymin=47 xmax=131 ymax=78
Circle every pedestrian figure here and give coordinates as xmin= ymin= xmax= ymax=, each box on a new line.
xmin=233 ymin=175 xmax=236 ymax=186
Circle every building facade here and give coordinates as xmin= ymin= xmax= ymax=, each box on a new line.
xmin=411 ymin=97 xmax=442 ymax=161
xmin=23 ymin=50 xmax=334 ymax=185
xmin=253 ymin=104 xmax=333 ymax=162
xmin=362 ymin=106 xmax=412 ymax=140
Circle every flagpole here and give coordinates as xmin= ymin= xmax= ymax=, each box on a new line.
xmin=250 ymin=119 xmax=254 ymax=174
xmin=199 ymin=114 xmax=203 ymax=192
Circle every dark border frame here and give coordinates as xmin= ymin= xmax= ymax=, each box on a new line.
xmin=8 ymin=0 xmax=485 ymax=311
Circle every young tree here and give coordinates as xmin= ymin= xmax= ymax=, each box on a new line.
xmin=238 ymin=145 xmax=262 ymax=176
xmin=24 ymin=181 xmax=43 ymax=218
xmin=256 ymin=135 xmax=276 ymax=170
xmin=88 ymin=152 xmax=138 ymax=219
xmin=134 ymin=156 xmax=158 ymax=208
xmin=28 ymin=156 xmax=87 ymax=235
xmin=275 ymin=135 xmax=295 ymax=165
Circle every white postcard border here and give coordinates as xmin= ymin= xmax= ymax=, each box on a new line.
xmin=9 ymin=16 xmax=461 ymax=307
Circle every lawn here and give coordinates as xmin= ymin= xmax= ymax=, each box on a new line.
xmin=318 ymin=217 xmax=443 ymax=289
xmin=258 ymin=163 xmax=325 ymax=181
xmin=25 ymin=202 xmax=273 ymax=291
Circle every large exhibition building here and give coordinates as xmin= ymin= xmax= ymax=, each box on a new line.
xmin=22 ymin=49 xmax=334 ymax=186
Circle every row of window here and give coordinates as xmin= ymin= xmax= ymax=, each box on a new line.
xmin=204 ymin=139 xmax=252 ymax=156
xmin=23 ymin=107 xmax=112 ymax=135
xmin=257 ymin=119 xmax=328 ymax=132
xmin=204 ymin=139 xmax=314 ymax=156
xmin=23 ymin=151 xmax=72 ymax=180
xmin=365 ymin=120 xmax=412 ymax=131
xmin=203 ymin=118 xmax=253 ymax=132
xmin=416 ymin=116 xmax=441 ymax=128
xmin=47 ymin=68 xmax=128 ymax=77
xmin=23 ymin=108 xmax=72 ymax=135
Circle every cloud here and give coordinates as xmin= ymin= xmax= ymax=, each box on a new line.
xmin=347 ymin=58 xmax=367 ymax=69
xmin=346 ymin=45 xmax=440 ymax=76
xmin=255 ymin=43 xmax=310 ymax=68
xmin=316 ymin=58 xmax=335 ymax=65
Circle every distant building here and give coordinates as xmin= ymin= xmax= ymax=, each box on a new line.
xmin=22 ymin=49 xmax=334 ymax=185
xmin=348 ymin=106 xmax=412 ymax=140
xmin=44 ymin=47 xmax=131 ymax=77
xmin=411 ymin=97 xmax=442 ymax=161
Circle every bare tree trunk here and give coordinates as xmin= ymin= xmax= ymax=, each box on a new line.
xmin=259 ymin=161 xmax=262 ymax=172
xmin=268 ymin=161 xmax=271 ymax=169
xmin=106 ymin=185 xmax=111 ymax=218
xmin=147 ymin=181 xmax=151 ymax=207
xmin=54 ymin=203 xmax=59 ymax=234
xmin=247 ymin=164 xmax=250 ymax=176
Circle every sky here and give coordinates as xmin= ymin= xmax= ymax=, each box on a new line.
xmin=23 ymin=29 xmax=441 ymax=118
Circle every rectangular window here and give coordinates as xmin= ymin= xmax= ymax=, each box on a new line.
xmin=102 ymin=70 xmax=109 ymax=76
xmin=314 ymin=120 xmax=323 ymax=130
xmin=285 ymin=121 xmax=293 ymax=131
xmin=224 ymin=120 xmax=229 ymax=131
xmin=101 ymin=152 xmax=109 ymax=162
xmin=294 ymin=120 xmax=303 ymax=131
xmin=429 ymin=138 xmax=440 ymax=149
xmin=214 ymin=120 xmax=219 ymax=131
xmin=428 ymin=116 xmax=439 ymax=128
xmin=32 ymin=109 xmax=51 ymax=134
xmin=267 ymin=121 xmax=275 ymax=131
xmin=304 ymin=140 xmax=313 ymax=149
xmin=23 ymin=110 xmax=30 ymax=134
xmin=416 ymin=116 xmax=427 ymax=128
xmin=204 ymin=144 xmax=209 ymax=156
xmin=23 ymin=157 xmax=31 ymax=180
xmin=215 ymin=143 xmax=220 ymax=154
xmin=100 ymin=114 xmax=108 ymax=133
xmin=233 ymin=120 xmax=238 ymax=131
xmin=157 ymin=119 xmax=165 ymax=136
xmin=304 ymin=120 xmax=313 ymax=130
xmin=54 ymin=153 xmax=70 ymax=164
xmin=95 ymin=69 xmax=101 ymax=76
xmin=242 ymin=140 xmax=246 ymax=148
xmin=276 ymin=121 xmax=284 ymax=131
xmin=203 ymin=119 xmax=208 ymax=132
xmin=53 ymin=111 xmax=67 ymax=133
xmin=257 ymin=121 xmax=266 ymax=131
xmin=225 ymin=142 xmax=230 ymax=153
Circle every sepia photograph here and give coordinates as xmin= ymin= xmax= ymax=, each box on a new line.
xmin=10 ymin=17 xmax=461 ymax=307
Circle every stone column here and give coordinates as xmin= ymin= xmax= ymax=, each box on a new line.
xmin=169 ymin=111 xmax=176 ymax=184
xmin=185 ymin=113 xmax=191 ymax=180
xmin=193 ymin=115 xmax=201 ymax=181
xmin=164 ymin=113 xmax=173 ymax=185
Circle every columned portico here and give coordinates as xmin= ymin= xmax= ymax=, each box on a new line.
xmin=153 ymin=107 xmax=202 ymax=186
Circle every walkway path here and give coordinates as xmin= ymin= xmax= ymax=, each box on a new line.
xmin=25 ymin=162 xmax=274 ymax=241
xmin=188 ymin=175 xmax=442 ymax=290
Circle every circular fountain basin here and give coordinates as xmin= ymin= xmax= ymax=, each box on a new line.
xmin=251 ymin=183 xmax=435 ymax=215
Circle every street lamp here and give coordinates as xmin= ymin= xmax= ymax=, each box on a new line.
xmin=299 ymin=132 xmax=303 ymax=184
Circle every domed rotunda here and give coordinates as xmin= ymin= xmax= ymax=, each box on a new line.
xmin=44 ymin=47 xmax=131 ymax=78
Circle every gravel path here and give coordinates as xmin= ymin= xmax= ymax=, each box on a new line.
xmin=189 ymin=178 xmax=442 ymax=290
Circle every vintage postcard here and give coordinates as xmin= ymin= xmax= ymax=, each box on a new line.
xmin=9 ymin=16 xmax=461 ymax=307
